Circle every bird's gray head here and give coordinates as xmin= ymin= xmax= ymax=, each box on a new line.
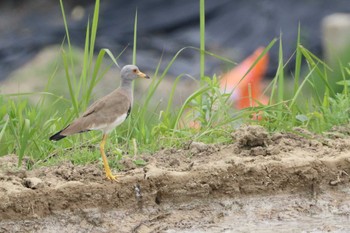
xmin=120 ymin=65 xmax=150 ymax=81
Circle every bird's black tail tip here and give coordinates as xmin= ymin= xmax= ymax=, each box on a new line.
xmin=49 ymin=130 xmax=66 ymax=141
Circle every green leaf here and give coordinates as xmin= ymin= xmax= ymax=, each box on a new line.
xmin=296 ymin=114 xmax=308 ymax=122
xmin=133 ymin=159 xmax=147 ymax=166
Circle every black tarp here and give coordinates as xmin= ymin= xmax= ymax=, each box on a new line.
xmin=0 ymin=0 xmax=349 ymax=80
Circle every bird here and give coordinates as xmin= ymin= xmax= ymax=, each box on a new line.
xmin=49 ymin=65 xmax=150 ymax=181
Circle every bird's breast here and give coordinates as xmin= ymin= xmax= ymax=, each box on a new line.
xmin=90 ymin=113 xmax=128 ymax=134
xmin=107 ymin=113 xmax=128 ymax=133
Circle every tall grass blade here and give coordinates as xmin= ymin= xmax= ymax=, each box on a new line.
xmin=291 ymin=24 xmax=302 ymax=124
xmin=339 ymin=60 xmax=348 ymax=95
xmin=61 ymin=50 xmax=79 ymax=116
xmin=277 ymin=35 xmax=285 ymax=106
xmin=294 ymin=23 xmax=302 ymax=94
xmin=133 ymin=9 xmax=138 ymax=65
xmin=237 ymin=39 xmax=277 ymax=96
xmin=173 ymin=85 xmax=211 ymax=130
xmin=199 ymin=0 xmax=205 ymax=80
xmin=0 ymin=118 xmax=9 ymax=143
xmin=289 ymin=65 xmax=317 ymax=108
xmin=164 ymin=74 xmax=187 ymax=126
xmin=59 ymin=0 xmax=76 ymax=83
xmin=89 ymin=0 xmax=100 ymax=67
xmin=300 ymin=45 xmax=335 ymax=97
xmin=81 ymin=20 xmax=91 ymax=109
xmin=103 ymin=48 xmax=122 ymax=68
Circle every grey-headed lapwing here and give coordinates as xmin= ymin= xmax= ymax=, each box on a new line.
xmin=50 ymin=65 xmax=150 ymax=181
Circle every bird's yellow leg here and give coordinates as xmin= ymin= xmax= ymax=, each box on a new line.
xmin=100 ymin=134 xmax=117 ymax=181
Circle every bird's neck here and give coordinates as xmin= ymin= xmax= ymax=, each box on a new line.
xmin=120 ymin=79 xmax=134 ymax=104
xmin=120 ymin=79 xmax=133 ymax=90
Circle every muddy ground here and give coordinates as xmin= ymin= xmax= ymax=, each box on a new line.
xmin=1 ymin=125 xmax=350 ymax=232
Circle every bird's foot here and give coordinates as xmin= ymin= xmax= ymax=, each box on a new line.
xmin=105 ymin=171 xmax=118 ymax=181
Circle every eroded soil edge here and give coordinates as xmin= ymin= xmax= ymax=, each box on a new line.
xmin=1 ymin=125 xmax=350 ymax=222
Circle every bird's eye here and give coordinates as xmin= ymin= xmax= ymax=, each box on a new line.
xmin=133 ymin=69 xmax=137 ymax=73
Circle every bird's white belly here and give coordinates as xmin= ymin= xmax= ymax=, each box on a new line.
xmin=90 ymin=113 xmax=128 ymax=134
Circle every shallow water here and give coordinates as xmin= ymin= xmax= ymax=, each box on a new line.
xmin=1 ymin=187 xmax=350 ymax=233
xmin=166 ymin=187 xmax=350 ymax=233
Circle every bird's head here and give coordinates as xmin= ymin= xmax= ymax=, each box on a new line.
xmin=121 ymin=65 xmax=150 ymax=81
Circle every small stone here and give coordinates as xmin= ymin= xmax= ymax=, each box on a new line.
xmin=190 ymin=141 xmax=208 ymax=153
xmin=169 ymin=158 xmax=180 ymax=167
xmin=232 ymin=125 xmax=269 ymax=148
xmin=134 ymin=224 xmax=152 ymax=233
xmin=266 ymin=145 xmax=280 ymax=155
xmin=23 ymin=177 xmax=44 ymax=189
xmin=85 ymin=210 xmax=103 ymax=226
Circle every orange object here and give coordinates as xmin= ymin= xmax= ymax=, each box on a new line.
xmin=220 ymin=47 xmax=269 ymax=109
xmin=181 ymin=47 xmax=269 ymax=129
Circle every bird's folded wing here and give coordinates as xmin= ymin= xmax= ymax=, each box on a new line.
xmin=61 ymin=91 xmax=131 ymax=135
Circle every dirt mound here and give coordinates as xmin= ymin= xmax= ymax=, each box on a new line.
xmin=1 ymin=125 xmax=350 ymax=232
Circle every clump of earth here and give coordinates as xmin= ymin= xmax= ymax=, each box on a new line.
xmin=1 ymin=125 xmax=350 ymax=232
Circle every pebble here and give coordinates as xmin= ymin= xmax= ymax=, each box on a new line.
xmin=23 ymin=177 xmax=44 ymax=189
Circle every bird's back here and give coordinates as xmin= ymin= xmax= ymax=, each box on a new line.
xmin=53 ymin=88 xmax=131 ymax=137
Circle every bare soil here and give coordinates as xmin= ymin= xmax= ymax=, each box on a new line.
xmin=1 ymin=125 xmax=350 ymax=232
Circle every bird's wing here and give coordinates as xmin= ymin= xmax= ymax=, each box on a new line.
xmin=61 ymin=90 xmax=131 ymax=135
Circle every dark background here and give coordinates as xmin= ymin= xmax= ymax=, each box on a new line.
xmin=1 ymin=0 xmax=350 ymax=80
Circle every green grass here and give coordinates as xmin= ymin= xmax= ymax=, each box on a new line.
xmin=199 ymin=0 xmax=206 ymax=81
xmin=1 ymin=0 xmax=350 ymax=169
